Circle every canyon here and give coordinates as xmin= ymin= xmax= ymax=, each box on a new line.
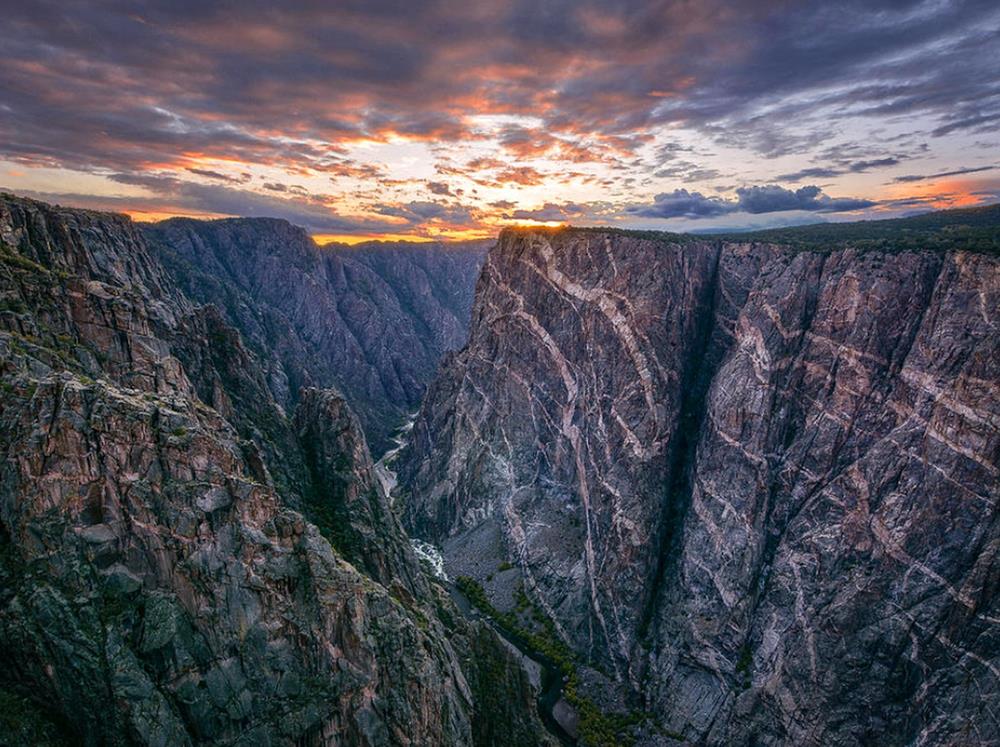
xmin=142 ymin=218 xmax=488 ymax=455
xmin=0 ymin=194 xmax=547 ymax=746
xmin=0 ymin=192 xmax=997 ymax=746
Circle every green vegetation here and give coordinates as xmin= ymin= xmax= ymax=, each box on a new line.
xmin=455 ymin=576 xmax=675 ymax=746
xmin=456 ymin=576 xmax=575 ymax=674
xmin=0 ymin=297 xmax=27 ymax=314
xmin=543 ymin=203 xmax=1000 ymax=255
xmin=735 ymin=643 xmax=753 ymax=691
xmin=0 ymin=245 xmax=50 ymax=275
xmin=298 ymin=448 xmax=367 ymax=564
xmin=2 ymin=326 xmax=95 ymax=377
xmin=715 ymin=203 xmax=1000 ymax=254
xmin=497 ymin=561 xmax=513 ymax=571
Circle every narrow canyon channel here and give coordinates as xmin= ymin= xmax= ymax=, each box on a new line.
xmin=374 ymin=418 xmax=576 ymax=745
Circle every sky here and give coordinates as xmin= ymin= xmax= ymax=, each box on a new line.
xmin=1 ymin=0 xmax=999 ymax=243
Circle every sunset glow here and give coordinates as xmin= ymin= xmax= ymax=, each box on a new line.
xmin=1 ymin=1 xmax=998 ymax=240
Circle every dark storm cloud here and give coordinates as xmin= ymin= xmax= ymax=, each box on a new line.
xmin=186 ymin=167 xmax=251 ymax=184
xmin=776 ymin=167 xmax=843 ymax=182
xmin=735 ymin=185 xmax=876 ymax=214
xmin=649 ymin=2 xmax=1000 ymax=154
xmin=777 ymin=158 xmax=902 ymax=183
xmin=629 ymin=185 xmax=876 ymax=220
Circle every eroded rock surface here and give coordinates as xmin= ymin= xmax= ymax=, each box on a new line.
xmin=399 ymin=225 xmax=1000 ymax=745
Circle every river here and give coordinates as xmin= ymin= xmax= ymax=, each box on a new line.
xmin=373 ymin=416 xmax=575 ymax=744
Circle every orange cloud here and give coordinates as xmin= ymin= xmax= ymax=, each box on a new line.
xmin=880 ymin=177 xmax=1000 ymax=211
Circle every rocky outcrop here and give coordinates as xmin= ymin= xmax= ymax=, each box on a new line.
xmin=293 ymin=386 xmax=426 ymax=597
xmin=143 ymin=219 xmax=489 ymax=453
xmin=398 ymin=220 xmax=1000 ymax=745
xmin=0 ymin=194 xmax=549 ymax=746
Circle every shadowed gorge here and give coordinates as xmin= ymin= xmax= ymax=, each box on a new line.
xmin=142 ymin=218 xmax=488 ymax=454
xmin=0 ymin=194 xmax=549 ymax=746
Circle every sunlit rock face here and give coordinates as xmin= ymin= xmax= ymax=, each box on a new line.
xmin=399 ymin=226 xmax=1000 ymax=745
xmin=0 ymin=195 xmax=550 ymax=746
xmin=143 ymin=218 xmax=489 ymax=454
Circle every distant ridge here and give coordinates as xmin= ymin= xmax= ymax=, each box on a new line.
xmin=512 ymin=202 xmax=1000 ymax=254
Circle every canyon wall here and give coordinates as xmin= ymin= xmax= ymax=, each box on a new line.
xmin=143 ymin=218 xmax=488 ymax=453
xmin=0 ymin=195 xmax=548 ymax=746
xmin=398 ymin=224 xmax=1000 ymax=745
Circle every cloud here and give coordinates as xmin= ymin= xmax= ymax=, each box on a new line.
xmin=186 ymin=167 xmax=251 ymax=184
xmin=653 ymin=161 xmax=722 ymax=183
xmin=507 ymin=202 xmax=590 ymax=221
xmin=0 ymin=0 xmax=997 ymax=234
xmin=735 ymin=184 xmax=876 ymax=213
xmin=892 ymin=165 xmax=997 ymax=183
xmin=627 ymin=189 xmax=735 ymax=219
xmin=777 ymin=157 xmax=902 ymax=183
xmin=2 ymin=0 xmax=996 ymax=174
xmin=628 ymin=184 xmax=876 ymax=220
xmin=775 ymin=167 xmax=843 ymax=182
xmin=103 ymin=173 xmax=406 ymax=233
xmin=374 ymin=200 xmax=476 ymax=226
xmin=490 ymin=167 xmax=547 ymax=186
xmin=426 ymin=181 xmax=453 ymax=195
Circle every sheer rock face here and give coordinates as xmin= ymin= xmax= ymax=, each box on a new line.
xmin=398 ymin=228 xmax=1000 ymax=745
xmin=0 ymin=195 xmax=549 ymax=746
xmin=143 ymin=218 xmax=489 ymax=453
xmin=293 ymin=386 xmax=428 ymax=597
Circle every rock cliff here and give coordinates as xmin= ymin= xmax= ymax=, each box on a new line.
xmin=398 ymin=216 xmax=1000 ymax=745
xmin=0 ymin=194 xmax=548 ymax=746
xmin=142 ymin=219 xmax=488 ymax=453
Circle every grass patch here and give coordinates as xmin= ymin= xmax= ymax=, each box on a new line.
xmin=0 ymin=247 xmax=50 ymax=275
xmin=0 ymin=297 xmax=27 ymax=314
xmin=456 ymin=575 xmax=671 ymax=746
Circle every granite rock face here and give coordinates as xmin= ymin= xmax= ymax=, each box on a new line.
xmin=0 ymin=195 xmax=549 ymax=746
xmin=143 ymin=218 xmax=489 ymax=453
xmin=399 ymin=227 xmax=1000 ymax=745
